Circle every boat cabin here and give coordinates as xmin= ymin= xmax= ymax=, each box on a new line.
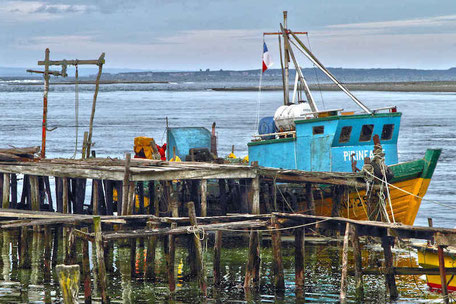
xmin=248 ymin=110 xmax=401 ymax=172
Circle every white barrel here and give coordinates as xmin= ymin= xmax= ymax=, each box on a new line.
xmin=273 ymin=102 xmax=312 ymax=131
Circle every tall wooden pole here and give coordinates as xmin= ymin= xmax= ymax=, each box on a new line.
xmin=438 ymin=245 xmax=449 ymax=304
xmin=41 ymin=48 xmax=50 ymax=159
xmin=86 ymin=53 xmax=105 ymax=158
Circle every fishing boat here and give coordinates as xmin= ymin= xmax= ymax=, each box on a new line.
xmin=415 ymin=244 xmax=456 ymax=292
xmin=248 ymin=12 xmax=441 ymax=225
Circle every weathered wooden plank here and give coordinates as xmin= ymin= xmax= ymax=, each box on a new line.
xmin=2 ymin=174 xmax=10 ymax=208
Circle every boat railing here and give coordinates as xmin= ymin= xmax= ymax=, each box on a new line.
xmin=253 ymin=131 xmax=296 ymax=140
xmin=372 ymin=106 xmax=397 ymax=113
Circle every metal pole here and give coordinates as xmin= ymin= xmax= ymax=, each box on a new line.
xmin=41 ymin=48 xmax=50 ymax=159
xmin=282 ymin=11 xmax=290 ymax=105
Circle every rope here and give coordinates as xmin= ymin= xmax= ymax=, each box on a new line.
xmin=213 ymin=218 xmax=331 ymax=233
xmin=71 ymin=63 xmax=79 ymax=159
xmin=306 ymin=33 xmax=326 ymax=110
xmin=187 ymin=225 xmax=205 ymax=241
xmin=364 ymin=170 xmax=456 ymax=210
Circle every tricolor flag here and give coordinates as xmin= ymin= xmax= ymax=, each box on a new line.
xmin=262 ymin=42 xmax=273 ymax=72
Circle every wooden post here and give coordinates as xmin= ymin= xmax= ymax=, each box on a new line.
xmin=41 ymin=48 xmax=50 ymax=159
xmin=92 ymin=179 xmax=99 ymax=215
xmin=169 ymin=181 xmax=179 ymax=217
xmin=200 ymin=179 xmax=207 ymax=217
xmin=213 ymin=231 xmax=222 ymax=285
xmin=30 ymin=175 xmax=40 ymax=211
xmin=331 ymin=186 xmax=342 ymax=217
xmin=271 ymin=215 xmax=285 ymax=291
xmin=43 ymin=227 xmax=51 ymax=283
xmin=294 ymin=227 xmax=305 ymax=288
xmin=306 ymin=183 xmax=315 ymax=215
xmin=93 ymin=216 xmax=109 ymax=303
xmin=10 ymin=174 xmax=17 ymax=208
xmin=104 ymin=181 xmax=114 ymax=215
xmin=138 ymin=181 xmax=145 ymax=214
xmin=82 ymin=131 xmax=88 ymax=159
xmin=351 ymin=224 xmax=363 ymax=300
xmin=381 ymin=235 xmax=398 ymax=300
xmin=86 ymin=53 xmax=105 ymax=158
xmin=121 ymin=153 xmax=131 ymax=215
xmin=438 ymin=245 xmax=449 ymax=304
xmin=130 ymin=239 xmax=137 ymax=278
xmin=187 ymin=201 xmax=207 ymax=296
xmin=2 ymin=173 xmax=10 ymax=208
xmin=56 ymin=264 xmax=80 ymax=304
xmin=81 ymin=227 xmax=92 ymax=304
xmin=251 ymin=176 xmax=260 ymax=214
xmin=340 ymin=223 xmax=350 ymax=303
xmin=244 ymin=231 xmax=260 ymax=289
xmin=127 ymin=181 xmax=135 ymax=215
xmin=167 ymin=222 xmax=177 ymax=292
xmin=65 ymin=229 xmax=77 ymax=265
xmin=62 ymin=177 xmax=69 ymax=214
xmin=145 ymin=221 xmax=158 ymax=281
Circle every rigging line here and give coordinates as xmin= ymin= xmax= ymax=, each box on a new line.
xmin=306 ymin=33 xmax=326 ymax=110
xmin=364 ymin=170 xmax=456 ymax=210
xmin=72 ymin=63 xmax=79 ymax=159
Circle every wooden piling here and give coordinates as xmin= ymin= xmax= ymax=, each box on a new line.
xmin=145 ymin=221 xmax=158 ymax=281
xmin=93 ymin=216 xmax=109 ymax=303
xmin=213 ymin=230 xmax=222 ymax=285
xmin=126 ymin=181 xmax=135 ymax=215
xmin=294 ymin=227 xmax=305 ymax=288
xmin=2 ymin=173 xmax=10 ymax=208
xmin=92 ymin=179 xmax=99 ymax=215
xmin=340 ymin=223 xmax=350 ymax=303
xmin=56 ymin=264 xmax=80 ymax=304
xmin=438 ymin=245 xmax=449 ymax=304
xmin=200 ymin=179 xmax=207 ymax=217
xmin=10 ymin=174 xmax=17 ymax=208
xmin=30 ymin=175 xmax=40 ymax=211
xmin=271 ymin=215 xmax=285 ymax=291
xmin=306 ymin=183 xmax=315 ymax=215
xmin=167 ymin=222 xmax=177 ymax=292
xmin=138 ymin=181 xmax=145 ymax=214
xmin=244 ymin=231 xmax=260 ymax=289
xmin=81 ymin=227 xmax=92 ymax=304
xmin=121 ymin=153 xmax=131 ymax=215
xmin=351 ymin=224 xmax=363 ymax=300
xmin=187 ymin=201 xmax=207 ymax=296
xmin=381 ymin=235 xmax=398 ymax=300
xmin=62 ymin=177 xmax=69 ymax=214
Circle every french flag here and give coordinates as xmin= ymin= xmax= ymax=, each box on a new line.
xmin=262 ymin=42 xmax=273 ymax=72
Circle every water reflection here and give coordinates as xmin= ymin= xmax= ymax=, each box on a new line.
xmin=0 ymin=232 xmax=448 ymax=303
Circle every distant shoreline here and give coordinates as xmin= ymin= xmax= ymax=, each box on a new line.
xmin=212 ymin=81 xmax=456 ymax=92
xmin=5 ymin=80 xmax=456 ymax=92
xmin=6 ymin=80 xmax=169 ymax=85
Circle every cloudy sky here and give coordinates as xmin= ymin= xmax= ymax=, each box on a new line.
xmin=1 ymin=0 xmax=456 ymax=70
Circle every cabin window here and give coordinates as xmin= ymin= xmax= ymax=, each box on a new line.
xmin=339 ymin=126 xmax=352 ymax=143
xmin=313 ymin=126 xmax=324 ymax=135
xmin=381 ymin=124 xmax=394 ymax=140
xmin=359 ymin=124 xmax=374 ymax=142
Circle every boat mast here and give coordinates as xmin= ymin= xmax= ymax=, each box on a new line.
xmin=282 ymin=11 xmax=290 ymax=105
xmin=288 ymin=31 xmax=373 ymax=114
xmin=280 ymin=23 xmax=318 ymax=113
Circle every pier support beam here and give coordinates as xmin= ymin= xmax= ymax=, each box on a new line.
xmin=93 ymin=216 xmax=109 ymax=303
xmin=2 ymin=173 xmax=10 ymax=208
xmin=438 ymin=245 xmax=449 ymax=304
xmin=271 ymin=215 xmax=285 ymax=291
xmin=213 ymin=231 xmax=222 ymax=285
xmin=381 ymin=235 xmax=398 ymax=300
xmin=187 ymin=201 xmax=207 ymax=296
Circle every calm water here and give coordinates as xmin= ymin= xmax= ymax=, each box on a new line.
xmin=0 ymin=81 xmax=454 ymax=302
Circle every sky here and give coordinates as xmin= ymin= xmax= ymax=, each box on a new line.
xmin=1 ymin=0 xmax=456 ymax=71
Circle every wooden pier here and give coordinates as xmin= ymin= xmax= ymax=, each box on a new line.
xmin=0 ymin=153 xmax=453 ymax=302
